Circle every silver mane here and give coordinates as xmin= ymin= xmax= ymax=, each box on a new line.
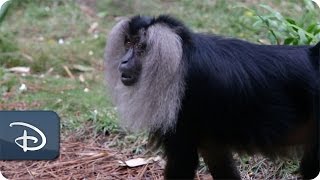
xmin=104 ymin=19 xmax=186 ymax=134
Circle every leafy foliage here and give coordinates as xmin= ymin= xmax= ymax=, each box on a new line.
xmin=241 ymin=3 xmax=320 ymax=45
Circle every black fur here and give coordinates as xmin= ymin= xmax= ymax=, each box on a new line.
xmin=130 ymin=15 xmax=320 ymax=179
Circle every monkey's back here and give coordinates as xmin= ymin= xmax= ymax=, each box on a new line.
xmin=180 ymin=35 xmax=318 ymax=152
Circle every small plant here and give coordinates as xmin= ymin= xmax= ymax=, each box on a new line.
xmin=240 ymin=3 xmax=320 ymax=45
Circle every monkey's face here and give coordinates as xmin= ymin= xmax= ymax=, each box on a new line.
xmin=105 ymin=15 xmax=185 ymax=133
xmin=118 ymin=30 xmax=147 ymax=86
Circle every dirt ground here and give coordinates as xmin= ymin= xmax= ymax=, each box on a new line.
xmin=0 ymin=135 xmax=159 ymax=179
xmin=0 ymin=134 xmax=212 ymax=180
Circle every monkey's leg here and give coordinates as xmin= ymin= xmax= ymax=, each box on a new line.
xmin=163 ymin=135 xmax=199 ymax=179
xmin=300 ymin=143 xmax=320 ymax=179
xmin=200 ymin=145 xmax=240 ymax=180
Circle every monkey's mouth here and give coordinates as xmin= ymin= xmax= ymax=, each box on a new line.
xmin=121 ymin=73 xmax=137 ymax=86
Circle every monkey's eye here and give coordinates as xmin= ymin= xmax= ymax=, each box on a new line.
xmin=125 ymin=40 xmax=132 ymax=47
xmin=124 ymin=41 xmax=132 ymax=51
xmin=137 ymin=43 xmax=146 ymax=50
xmin=124 ymin=36 xmax=132 ymax=48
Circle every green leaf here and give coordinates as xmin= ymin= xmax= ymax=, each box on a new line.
xmin=252 ymin=20 xmax=262 ymax=27
xmin=285 ymin=18 xmax=296 ymax=25
xmin=286 ymin=23 xmax=314 ymax=38
xmin=292 ymin=39 xmax=299 ymax=45
xmin=307 ymin=38 xmax=313 ymax=44
xmin=306 ymin=24 xmax=317 ymax=33
xmin=259 ymin=4 xmax=283 ymax=21
xmin=284 ymin=37 xmax=295 ymax=45
xmin=298 ymin=29 xmax=308 ymax=44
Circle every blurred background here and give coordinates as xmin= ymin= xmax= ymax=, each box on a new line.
xmin=0 ymin=0 xmax=319 ymax=179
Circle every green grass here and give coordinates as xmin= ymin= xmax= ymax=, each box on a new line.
xmin=0 ymin=0 xmax=115 ymax=133
xmin=0 ymin=72 xmax=117 ymax=134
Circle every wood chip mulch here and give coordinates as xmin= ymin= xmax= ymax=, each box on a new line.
xmin=0 ymin=135 xmax=165 ymax=180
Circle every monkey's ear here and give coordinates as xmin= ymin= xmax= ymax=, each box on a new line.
xmin=146 ymin=24 xmax=183 ymax=74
